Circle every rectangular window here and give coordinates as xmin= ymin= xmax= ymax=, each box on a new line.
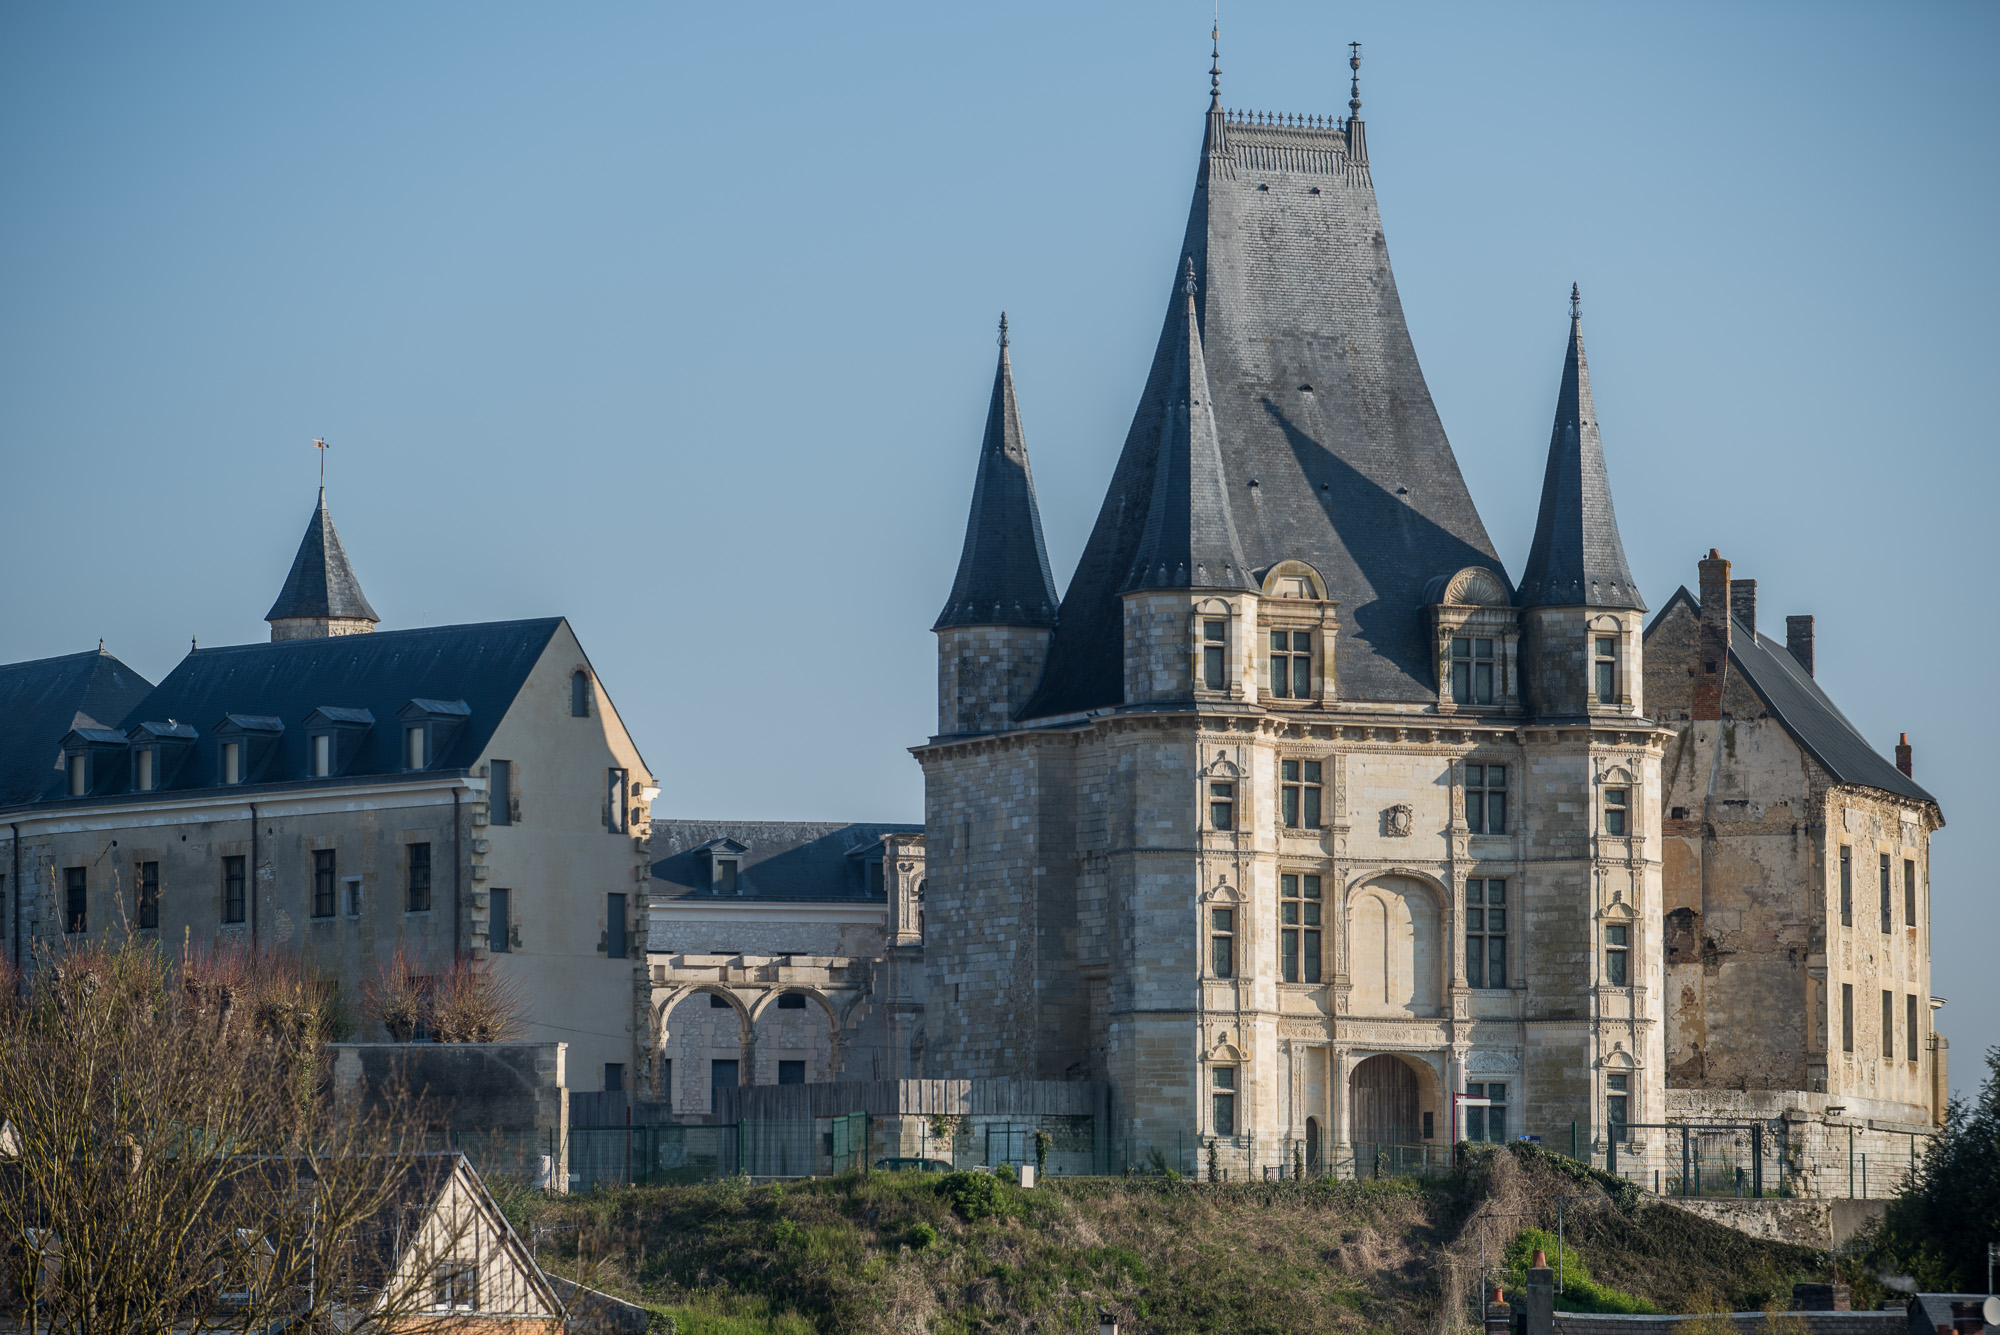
xmin=1280 ymin=759 xmax=1322 ymax=829
xmin=716 ymin=859 xmax=739 ymax=895
xmin=312 ymin=733 xmax=331 ymax=778
xmin=607 ymin=892 xmax=628 ymax=959
xmin=1465 ymin=879 xmax=1507 ymax=988
xmin=489 ymin=888 xmax=509 ymax=952
xmin=1605 ymin=922 xmax=1629 ymax=987
xmin=1269 ymin=630 xmax=1312 ymax=699
xmin=710 ymin=1058 xmax=739 ymax=1110
xmin=1906 ymin=994 xmax=1919 ymax=1063
xmin=1603 ymin=788 xmax=1629 ymax=836
xmin=659 ymin=1057 xmax=672 ymax=1099
xmin=1903 ymin=859 xmax=1917 ymax=929
xmin=407 ymin=843 xmax=432 ymax=913
xmin=1466 ymin=1083 xmax=1508 ymax=1143
xmin=1209 ymin=782 xmax=1234 ymax=831
xmin=223 ymin=855 xmax=246 ymax=924
xmin=1881 ymin=990 xmax=1894 ymax=1062
xmin=778 ymin=1060 xmax=806 ymax=1086
xmin=1279 ymin=873 xmax=1322 ymax=983
xmin=1595 ymin=636 xmax=1617 ymax=705
xmin=1839 ymin=848 xmax=1852 ymax=926
xmin=1841 ymin=983 xmax=1854 ymax=1052
xmin=1465 ymin=765 xmax=1507 ymax=835
xmin=1203 ymin=620 xmax=1227 ymax=691
xmin=65 ymin=867 xmax=87 ymax=934
xmin=1450 ymin=636 xmax=1495 ymax=705
xmin=432 ymin=1263 xmax=478 ymax=1312
xmin=488 ymin=759 xmax=512 ymax=826
xmin=1879 ymin=853 xmax=1892 ymax=932
xmin=136 ymin=861 xmax=159 ymax=930
xmin=311 ymin=849 xmax=336 ymax=918
xmin=405 ymin=726 xmax=425 ymax=771
xmin=1210 ymin=908 xmax=1234 ymax=979
xmin=607 ymin=768 xmax=628 ymax=833
xmin=344 ymin=878 xmax=363 ymax=918
xmin=1607 ymin=1073 xmax=1629 ymax=1142
xmin=1212 ymin=1066 xmax=1236 ymax=1137
xmin=222 ymin=741 xmax=241 ymax=786
xmin=604 ymin=1063 xmax=624 ymax=1093
xmin=135 ymin=748 xmax=154 ymax=792
xmin=68 ymin=753 xmax=87 ymax=796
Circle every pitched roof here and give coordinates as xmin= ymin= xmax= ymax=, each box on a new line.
xmin=650 ymin=820 xmax=920 ymax=904
xmin=1021 ymin=102 xmax=1504 ymax=717
xmin=1518 ymin=291 xmax=1645 ymax=610
xmin=265 ymin=489 xmax=379 ymax=625
xmin=0 ymin=650 xmax=154 ymax=805
xmin=1649 ymin=588 xmax=1937 ymax=811
xmin=1122 ymin=262 xmax=1253 ymax=594
xmin=935 ymin=319 xmax=1061 ymax=629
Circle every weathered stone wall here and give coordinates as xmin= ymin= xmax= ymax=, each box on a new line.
xmin=1663 ymin=1088 xmax=1933 ymax=1200
xmin=936 ymin=625 xmax=1052 ymax=736
xmin=1655 ymin=1195 xmax=1885 ymax=1248
xmin=330 ymin=1040 xmax=567 ymax=1137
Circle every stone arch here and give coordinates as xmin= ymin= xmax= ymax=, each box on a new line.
xmin=1259 ymin=559 xmax=1327 ymax=601
xmin=1348 ymin=1052 xmax=1437 ymax=1147
xmin=1430 ymin=566 xmax=1512 ymax=608
xmin=749 ymin=987 xmax=841 ymax=1087
xmin=657 ymin=986 xmax=752 ymax=1115
xmin=1345 ymin=873 xmax=1444 ymax=1017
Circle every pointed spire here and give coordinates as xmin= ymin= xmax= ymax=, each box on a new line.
xmin=1123 ymin=259 xmax=1252 ymax=594
xmin=265 ymin=487 xmax=381 ymax=640
xmin=934 ymin=315 xmax=1060 ymax=630
xmin=1518 ymin=286 xmax=1646 ymax=611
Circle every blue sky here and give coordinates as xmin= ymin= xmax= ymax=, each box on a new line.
xmin=3 ymin=2 xmax=1994 ymax=1096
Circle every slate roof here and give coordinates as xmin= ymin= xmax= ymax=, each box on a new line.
xmin=1021 ymin=100 xmax=1505 ymax=717
xmin=3 ymin=619 xmax=563 ymax=809
xmin=1649 ymin=588 xmax=1938 ymax=811
xmin=651 ymin=820 xmax=920 ymax=903
xmin=935 ymin=319 xmax=1061 ymax=629
xmin=265 ymin=489 xmax=380 ymax=625
xmin=1517 ymin=292 xmax=1645 ymax=611
xmin=0 ymin=650 xmax=154 ymax=806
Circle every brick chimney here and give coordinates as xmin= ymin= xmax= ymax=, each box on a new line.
xmin=1694 ymin=550 xmax=1731 ymax=721
xmin=1896 ymin=733 xmax=1913 ymax=778
xmin=1729 ymin=579 xmax=1757 ymax=635
xmin=1786 ymin=615 xmax=1815 ymax=676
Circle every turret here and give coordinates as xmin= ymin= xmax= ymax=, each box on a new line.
xmin=265 ymin=488 xmax=379 ymax=642
xmin=1518 ymin=286 xmax=1646 ymax=718
xmin=933 ymin=314 xmax=1060 ymax=735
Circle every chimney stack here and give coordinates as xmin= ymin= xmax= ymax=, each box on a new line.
xmin=1896 ymin=733 xmax=1913 ymax=778
xmin=1786 ymin=615 xmax=1815 ymax=676
xmin=1730 ymin=579 xmax=1757 ymax=636
xmin=1694 ymin=550 xmax=1731 ymax=721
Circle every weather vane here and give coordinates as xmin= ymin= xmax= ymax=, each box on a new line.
xmin=313 ymin=437 xmax=329 ymax=488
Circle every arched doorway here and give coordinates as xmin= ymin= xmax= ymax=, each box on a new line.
xmin=1350 ymin=1054 xmax=1422 ymax=1148
xmin=1305 ymin=1117 xmax=1321 ymax=1173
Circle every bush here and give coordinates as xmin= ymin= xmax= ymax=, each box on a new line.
xmin=1504 ymin=1228 xmax=1658 ymax=1315
xmin=993 ymin=1162 xmax=1017 ymax=1184
xmin=908 ymin=1221 xmax=938 ymax=1250
xmin=936 ymin=1170 xmax=1008 ymax=1222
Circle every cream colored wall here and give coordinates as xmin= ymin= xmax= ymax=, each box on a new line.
xmin=393 ymin=1163 xmax=556 ymax=1319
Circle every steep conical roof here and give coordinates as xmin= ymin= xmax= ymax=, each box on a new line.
xmin=1517 ymin=288 xmax=1645 ymax=611
xmin=265 ymin=489 xmax=380 ymax=625
xmin=1122 ymin=261 xmax=1252 ymax=593
xmin=934 ymin=317 xmax=1060 ymax=629
xmin=1020 ymin=95 xmax=1504 ymax=718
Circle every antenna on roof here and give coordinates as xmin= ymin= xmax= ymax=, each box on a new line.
xmin=1348 ymin=41 xmax=1363 ymax=118
xmin=1210 ymin=8 xmax=1221 ymax=104
xmin=1571 ymin=282 xmax=1581 ymax=320
xmin=313 ymin=437 xmax=330 ymax=490
xmin=998 ymin=310 xmax=1009 ymax=349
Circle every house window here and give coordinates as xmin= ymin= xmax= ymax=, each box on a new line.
xmin=136 ymin=862 xmax=160 ymax=930
xmin=311 ymin=850 xmax=336 ymax=919
xmin=222 ymin=741 xmax=242 ymax=785
xmin=1906 ymin=994 xmax=1919 ymax=1063
xmin=604 ymin=1063 xmax=624 ymax=1093
xmin=402 ymin=726 xmax=422 ymax=771
xmin=776 ymin=992 xmax=807 ymax=1010
xmin=135 ymin=748 xmax=155 ymax=792
xmin=1903 ymin=860 xmax=1917 ymax=928
xmin=1605 ymin=923 xmax=1629 ymax=986
xmin=344 ymin=878 xmax=363 ymax=918
xmin=1841 ymin=983 xmax=1854 ymax=1052
xmin=1465 ymin=1082 xmax=1507 ymax=1143
xmin=311 ymin=733 xmax=332 ymax=778
xmin=1881 ymin=990 xmax=1894 ymax=1062
xmin=867 ymin=860 xmax=885 ymax=897
xmin=1209 ymin=782 xmax=1234 ymax=831
xmin=710 ymin=1058 xmax=739 ymax=1111
xmin=489 ymin=888 xmax=509 ymax=952
xmin=1279 ymin=873 xmax=1322 ymax=983
xmin=65 ymin=867 xmax=87 ymax=933
xmin=1212 ymin=1066 xmax=1237 ymax=1137
xmin=778 ymin=1060 xmax=806 ymax=1085
xmin=606 ymin=892 xmax=628 ymax=959
xmin=1210 ymin=908 xmax=1235 ymax=979
xmin=571 ymin=670 xmax=593 ymax=718
xmin=68 ymin=753 xmax=87 ymax=797
xmin=607 ymin=768 xmax=628 ymax=834
xmin=432 ymin=1263 xmax=478 ymax=1312
xmin=1878 ymin=853 xmax=1892 ymax=933
xmin=1606 ymin=1073 xmax=1629 ymax=1142
xmin=716 ymin=859 xmax=739 ymax=895
xmin=223 ymin=856 xmax=246 ymax=924
xmin=1839 ymin=848 xmax=1852 ymax=926
xmin=1465 ymin=879 xmax=1507 ymax=988
xmin=1466 ymin=765 xmax=1506 ymax=835
xmin=1281 ymin=760 xmax=1322 ymax=829
xmin=1202 ymin=620 xmax=1228 ymax=691
xmin=1269 ymin=630 xmax=1312 ymax=699
xmin=401 ymin=843 xmax=430 ymax=913
xmin=1451 ymin=636 xmax=1495 ymax=705
xmin=1595 ymin=636 xmax=1618 ymax=705
xmin=488 ymin=759 xmax=512 ymax=826
xmin=1603 ymin=787 xmax=1629 ymax=836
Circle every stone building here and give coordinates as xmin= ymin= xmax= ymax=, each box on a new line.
xmin=0 ymin=488 xmax=657 ymax=1091
xmin=907 ymin=47 xmax=1953 ymax=1183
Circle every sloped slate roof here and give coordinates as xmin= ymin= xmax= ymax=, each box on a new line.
xmin=265 ymin=489 xmax=379 ymax=624
xmin=0 ymin=650 xmax=154 ymax=805
xmin=1021 ymin=104 xmax=1503 ymax=717
xmin=651 ymin=820 xmax=920 ymax=903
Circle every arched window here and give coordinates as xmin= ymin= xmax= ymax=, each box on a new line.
xmin=571 ymin=670 xmax=593 ymax=718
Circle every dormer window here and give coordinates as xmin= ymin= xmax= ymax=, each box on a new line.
xmin=1451 ymin=637 xmax=1494 ymax=705
xmin=397 ymin=699 xmax=469 ymax=773
xmin=68 ymin=753 xmax=86 ymax=796
xmin=135 ymin=748 xmax=155 ymax=792
xmin=59 ymin=728 xmax=126 ymax=799
xmin=302 ymin=707 xmax=374 ymax=779
xmin=716 ymin=859 xmax=739 ymax=895
xmin=222 ymin=742 xmax=241 ymax=784
xmin=214 ymin=714 xmax=283 ymax=787
xmin=1269 ymin=631 xmax=1313 ymax=699
xmin=694 ymin=838 xmax=751 ymax=893
xmin=405 ymin=727 xmax=425 ymax=769
xmin=127 ymin=721 xmax=195 ymax=793
xmin=312 ymin=734 xmax=332 ymax=778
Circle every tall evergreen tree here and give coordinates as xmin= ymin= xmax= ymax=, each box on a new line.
xmin=1867 ymin=1046 xmax=2000 ymax=1289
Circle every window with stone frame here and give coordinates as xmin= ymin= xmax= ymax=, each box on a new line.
xmin=1465 ymin=879 xmax=1506 ymax=987
xmin=1465 ymin=764 xmax=1506 ymax=835
xmin=1878 ymin=853 xmax=1892 ymax=933
xmin=1210 ymin=908 xmax=1235 ymax=979
xmin=1606 ymin=1073 xmax=1629 ymax=1142
xmin=1208 ymin=782 xmax=1234 ymax=830
xmin=1881 ymin=989 xmax=1894 ymax=1062
xmin=1465 ymin=1082 xmax=1507 ymax=1142
xmin=1841 ymin=983 xmax=1854 ymax=1052
xmin=1211 ymin=1065 xmax=1237 ymax=1136
xmin=1903 ymin=859 xmax=1917 ymax=928
xmin=223 ymin=855 xmax=246 ymax=924
xmin=311 ymin=850 xmax=336 ymax=919
xmin=407 ymin=843 xmax=432 ymax=913
xmin=1450 ymin=636 xmax=1496 ymax=705
xmin=1839 ymin=847 xmax=1852 ymax=926
xmin=1906 ymin=994 xmax=1919 ymax=1063
xmin=1202 ymin=620 xmax=1228 ymax=691
xmin=1269 ymin=629 xmax=1313 ymax=700
xmin=1280 ymin=759 xmax=1322 ymax=829
xmin=1603 ymin=787 xmax=1629 ymax=836
xmin=1595 ymin=635 xmax=1618 ymax=705
xmin=1604 ymin=922 xmax=1629 ymax=986
xmin=136 ymin=861 xmax=159 ymax=930
xmin=1279 ymin=873 xmax=1322 ymax=983
xmin=65 ymin=867 xmax=87 ymax=933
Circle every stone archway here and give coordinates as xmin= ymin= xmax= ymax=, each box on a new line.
xmin=1350 ymin=1053 xmax=1423 ymax=1148
xmin=659 ymin=987 xmax=750 ymax=1116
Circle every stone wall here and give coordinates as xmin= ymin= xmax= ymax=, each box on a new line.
xmin=1655 ymin=1195 xmax=1886 ymax=1248
xmin=1663 ymin=1088 xmax=1933 ymax=1200
xmin=936 ymin=625 xmax=1051 ymax=736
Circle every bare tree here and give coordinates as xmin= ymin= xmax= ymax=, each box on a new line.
xmin=361 ymin=947 xmax=529 ymax=1045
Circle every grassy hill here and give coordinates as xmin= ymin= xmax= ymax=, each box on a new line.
xmin=507 ymin=1144 xmax=1834 ymax=1335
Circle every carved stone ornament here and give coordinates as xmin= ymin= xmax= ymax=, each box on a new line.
xmin=1384 ymin=803 xmax=1414 ymax=837
xmin=1466 ymin=1049 xmax=1521 ymax=1073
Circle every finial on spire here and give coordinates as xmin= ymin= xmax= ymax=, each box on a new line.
xmin=1183 ymin=255 xmax=1197 ymax=298
xmin=998 ymin=311 xmax=1010 ymax=348
xmin=1210 ymin=13 xmax=1221 ymax=104
xmin=313 ymin=436 xmax=330 ymax=489
xmin=1570 ymin=282 xmax=1580 ymax=320
xmin=1348 ymin=41 xmax=1363 ymax=117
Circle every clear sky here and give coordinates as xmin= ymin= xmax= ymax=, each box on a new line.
xmin=3 ymin=3 xmax=1994 ymax=1097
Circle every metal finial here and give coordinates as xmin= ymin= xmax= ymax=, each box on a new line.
xmin=1210 ymin=16 xmax=1221 ymax=103
xmin=998 ymin=311 xmax=1010 ymax=349
xmin=1570 ymin=283 xmax=1581 ymax=320
xmin=1183 ymin=255 xmax=1197 ymax=297
xmin=1348 ymin=41 xmax=1362 ymax=117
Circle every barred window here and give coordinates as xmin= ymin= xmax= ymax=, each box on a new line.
xmin=407 ymin=843 xmax=432 ymax=913
xmin=1279 ymin=873 xmax=1322 ymax=983
xmin=1281 ymin=760 xmax=1322 ymax=829
xmin=65 ymin=867 xmax=87 ymax=934
xmin=312 ymin=850 xmax=336 ymax=919
xmin=136 ymin=861 xmax=159 ymax=930
xmin=223 ymin=855 xmax=246 ymax=924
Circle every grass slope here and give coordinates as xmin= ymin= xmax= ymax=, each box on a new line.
xmin=507 ymin=1145 xmax=1831 ymax=1334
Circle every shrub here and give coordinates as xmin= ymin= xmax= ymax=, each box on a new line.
xmin=908 ymin=1222 xmax=938 ymax=1250
xmin=936 ymin=1170 xmax=1007 ymax=1222
xmin=993 ymin=1162 xmax=1017 ymax=1184
xmin=1504 ymin=1227 xmax=1658 ymax=1315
